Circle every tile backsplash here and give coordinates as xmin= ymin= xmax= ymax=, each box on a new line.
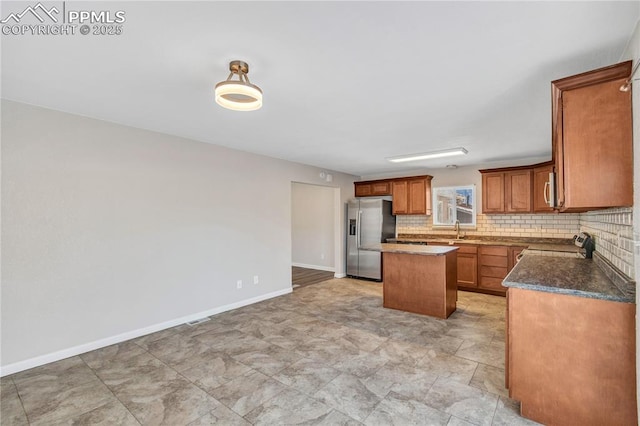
xmin=396 ymin=213 xmax=580 ymax=239
xmin=579 ymin=208 xmax=634 ymax=279
xmin=396 ymin=207 xmax=635 ymax=279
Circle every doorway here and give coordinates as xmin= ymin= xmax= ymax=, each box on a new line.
xmin=291 ymin=182 xmax=337 ymax=288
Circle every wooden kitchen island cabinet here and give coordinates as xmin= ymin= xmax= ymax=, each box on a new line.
xmin=381 ymin=244 xmax=458 ymax=319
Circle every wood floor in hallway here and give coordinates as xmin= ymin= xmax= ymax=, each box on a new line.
xmin=292 ymin=266 xmax=334 ymax=288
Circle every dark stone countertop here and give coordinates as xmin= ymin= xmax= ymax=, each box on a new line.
xmin=503 ymin=254 xmax=634 ymax=303
xmin=526 ymin=243 xmax=580 ymax=253
xmin=389 ymin=234 xmax=575 ymax=248
xmin=360 ymin=243 xmax=458 ymax=256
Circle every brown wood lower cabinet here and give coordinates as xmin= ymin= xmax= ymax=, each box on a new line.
xmin=477 ymin=246 xmax=507 ymax=295
xmin=507 ymin=288 xmax=637 ymax=425
xmin=419 ymin=244 xmax=526 ymax=296
xmin=430 ymin=244 xmax=478 ymax=289
xmin=456 ymin=246 xmax=478 ymax=288
xmin=479 ymin=251 xmax=508 ymax=292
xmin=475 ymin=245 xmax=527 ymax=295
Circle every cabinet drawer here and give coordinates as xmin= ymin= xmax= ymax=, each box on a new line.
xmin=455 ymin=245 xmax=478 ymax=254
xmin=480 ymin=276 xmax=506 ymax=290
xmin=480 ymin=246 xmax=509 ymax=256
xmin=480 ymin=265 xmax=508 ymax=278
xmin=480 ymin=255 xmax=508 ymax=268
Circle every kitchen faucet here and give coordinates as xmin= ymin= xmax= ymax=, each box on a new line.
xmin=455 ymin=220 xmax=461 ymax=239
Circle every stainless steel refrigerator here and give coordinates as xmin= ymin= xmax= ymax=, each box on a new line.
xmin=346 ymin=199 xmax=396 ymax=281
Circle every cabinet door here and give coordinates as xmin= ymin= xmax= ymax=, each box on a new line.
xmin=533 ymin=165 xmax=555 ymax=213
xmin=562 ymin=78 xmax=632 ymax=210
xmin=371 ymin=181 xmax=391 ymax=196
xmin=482 ymin=172 xmax=505 ymax=213
xmin=355 ymin=181 xmax=391 ymax=197
xmin=392 ymin=181 xmax=408 ymax=215
xmin=457 ymin=253 xmax=478 ymax=288
xmin=509 ymin=246 xmax=527 ymax=269
xmin=408 ymin=179 xmax=427 ymax=215
xmin=505 ymin=170 xmax=532 ymax=213
xmin=354 ymin=183 xmax=372 ymax=197
xmin=552 ymin=61 xmax=633 ymax=212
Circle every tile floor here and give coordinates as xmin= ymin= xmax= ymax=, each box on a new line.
xmin=1 ymin=278 xmax=541 ymax=425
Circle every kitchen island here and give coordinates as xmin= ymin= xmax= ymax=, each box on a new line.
xmin=503 ymin=252 xmax=636 ymax=426
xmin=364 ymin=243 xmax=458 ymax=319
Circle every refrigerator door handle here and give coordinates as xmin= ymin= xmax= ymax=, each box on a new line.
xmin=357 ymin=210 xmax=362 ymax=248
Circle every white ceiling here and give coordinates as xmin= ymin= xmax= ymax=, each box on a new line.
xmin=2 ymin=1 xmax=638 ymax=176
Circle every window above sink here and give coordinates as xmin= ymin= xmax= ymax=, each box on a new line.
xmin=432 ymin=185 xmax=476 ymax=227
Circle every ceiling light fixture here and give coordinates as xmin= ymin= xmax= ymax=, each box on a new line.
xmin=387 ymin=147 xmax=468 ymax=163
xmin=215 ymin=60 xmax=263 ymax=111
xmin=619 ymin=60 xmax=639 ymax=92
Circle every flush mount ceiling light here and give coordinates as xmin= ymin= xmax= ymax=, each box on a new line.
xmin=215 ymin=60 xmax=263 ymax=111
xmin=387 ymin=147 xmax=468 ymax=163
xmin=619 ymin=60 xmax=639 ymax=92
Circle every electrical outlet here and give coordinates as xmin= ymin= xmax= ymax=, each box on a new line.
xmin=253 ymin=275 xmax=259 ymax=285
xmin=236 ymin=280 xmax=242 ymax=289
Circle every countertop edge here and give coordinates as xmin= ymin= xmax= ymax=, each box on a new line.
xmin=502 ymin=280 xmax=634 ymax=303
xmin=361 ymin=243 xmax=459 ymax=256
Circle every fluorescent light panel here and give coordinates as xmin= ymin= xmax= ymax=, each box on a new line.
xmin=387 ymin=147 xmax=468 ymax=163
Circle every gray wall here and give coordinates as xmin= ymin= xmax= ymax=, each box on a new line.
xmin=291 ymin=183 xmax=336 ymax=271
xmin=1 ymin=100 xmax=355 ymax=373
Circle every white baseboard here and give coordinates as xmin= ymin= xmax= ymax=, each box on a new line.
xmin=334 ymin=273 xmax=346 ymax=278
xmin=291 ymin=262 xmax=335 ymax=272
xmin=0 ymin=287 xmax=292 ymax=377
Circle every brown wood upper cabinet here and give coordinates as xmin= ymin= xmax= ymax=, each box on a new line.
xmin=481 ymin=168 xmax=533 ymax=214
xmin=552 ymin=61 xmax=633 ymax=212
xmin=481 ymin=163 xmax=554 ymax=214
xmin=505 ymin=170 xmax=532 ymax=213
xmin=481 ymin=172 xmax=505 ymax=214
xmin=532 ymin=164 xmax=555 ymax=213
xmin=392 ymin=176 xmax=432 ymax=215
xmin=354 ymin=176 xmax=432 ymax=215
xmin=354 ymin=180 xmax=391 ymax=197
